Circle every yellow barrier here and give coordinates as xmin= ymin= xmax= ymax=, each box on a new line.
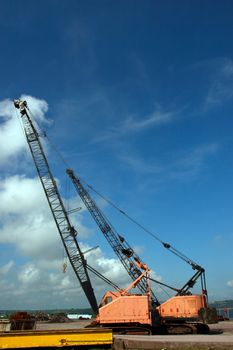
xmin=0 ymin=328 xmax=112 ymax=348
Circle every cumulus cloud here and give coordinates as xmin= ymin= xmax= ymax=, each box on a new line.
xmin=0 ymin=175 xmax=44 ymax=216
xmin=0 ymin=162 xmax=125 ymax=307
xmin=18 ymin=264 xmax=40 ymax=285
xmin=0 ymin=95 xmax=49 ymax=166
xmin=20 ymin=94 xmax=49 ymax=124
xmin=0 ymin=174 xmax=119 ymax=307
xmin=0 ymin=175 xmax=61 ymax=260
xmin=0 ymin=174 xmax=98 ymax=270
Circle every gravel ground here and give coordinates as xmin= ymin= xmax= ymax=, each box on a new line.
xmin=36 ymin=319 xmax=92 ymax=330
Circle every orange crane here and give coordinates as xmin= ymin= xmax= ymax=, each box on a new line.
xmin=14 ymin=99 xmax=215 ymax=334
xmin=94 ymin=261 xmax=210 ymax=334
xmin=67 ymin=169 xmax=216 ymax=334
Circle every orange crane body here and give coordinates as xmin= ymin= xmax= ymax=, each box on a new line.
xmin=97 ymin=263 xmax=153 ymax=327
xmin=95 ymin=292 xmax=209 ymax=334
xmin=157 ymin=294 xmax=206 ymax=320
xmin=97 ymin=293 xmax=206 ymax=325
xmin=97 ymin=292 xmax=152 ymax=325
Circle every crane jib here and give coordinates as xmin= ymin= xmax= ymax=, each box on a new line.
xmin=14 ymin=99 xmax=98 ymax=313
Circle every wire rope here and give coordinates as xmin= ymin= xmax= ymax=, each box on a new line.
xmin=42 ymin=131 xmax=201 ymax=270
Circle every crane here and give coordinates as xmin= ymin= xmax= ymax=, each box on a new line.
xmin=66 ymin=168 xmax=207 ymax=300
xmin=13 ymin=99 xmax=98 ymax=313
xmin=66 ymin=169 xmax=214 ymax=333
xmin=14 ymin=99 xmax=215 ymax=334
xmin=66 ymin=168 xmax=160 ymax=306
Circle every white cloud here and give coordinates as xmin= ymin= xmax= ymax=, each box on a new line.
xmin=120 ymin=143 xmax=218 ymax=181
xmin=170 ymin=143 xmax=219 ymax=180
xmin=227 ymin=280 xmax=233 ymax=288
xmin=18 ymin=264 xmax=40 ymax=285
xmin=0 ymin=95 xmax=49 ymax=166
xmin=20 ymin=94 xmax=49 ymax=124
xmin=120 ymin=153 xmax=162 ymax=174
xmin=94 ymin=106 xmax=176 ymax=143
xmin=0 ymin=175 xmax=60 ymax=260
xmin=122 ymin=111 xmax=174 ymax=132
xmin=205 ymin=58 xmax=233 ymax=107
xmin=0 ymin=174 xmax=97 ymax=267
xmin=0 ymin=99 xmax=16 ymax=120
xmin=0 ymin=240 xmax=143 ymax=308
xmin=0 ymin=175 xmax=44 ymax=215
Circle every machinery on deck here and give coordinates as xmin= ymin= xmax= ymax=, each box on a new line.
xmin=95 ymin=261 xmax=208 ymax=334
xmin=14 ymin=99 xmax=215 ymax=335
xmin=67 ymin=168 xmax=216 ymax=334
xmin=9 ymin=312 xmax=36 ymax=331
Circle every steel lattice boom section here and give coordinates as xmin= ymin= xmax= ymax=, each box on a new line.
xmin=14 ymin=100 xmax=98 ymax=313
xmin=66 ymin=169 xmax=160 ymax=306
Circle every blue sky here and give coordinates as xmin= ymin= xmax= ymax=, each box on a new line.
xmin=0 ymin=0 xmax=232 ymax=308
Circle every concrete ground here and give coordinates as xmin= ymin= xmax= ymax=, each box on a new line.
xmin=113 ymin=321 xmax=233 ymax=350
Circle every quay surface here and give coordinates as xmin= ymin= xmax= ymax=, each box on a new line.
xmin=113 ymin=321 xmax=233 ymax=350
